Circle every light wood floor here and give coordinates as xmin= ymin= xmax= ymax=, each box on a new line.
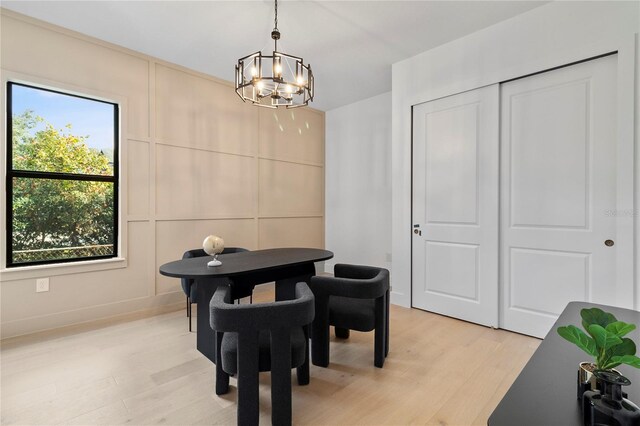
xmin=1 ymin=290 xmax=540 ymax=425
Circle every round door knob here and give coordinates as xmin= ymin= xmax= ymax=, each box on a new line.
xmin=414 ymin=229 xmax=419 ymax=234
xmin=605 ymin=239 xmax=615 ymax=247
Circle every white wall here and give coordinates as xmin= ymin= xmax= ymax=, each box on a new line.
xmin=392 ymin=1 xmax=640 ymax=307
xmin=325 ymin=92 xmax=392 ymax=274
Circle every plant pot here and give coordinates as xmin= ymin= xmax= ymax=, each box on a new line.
xmin=578 ymin=362 xmax=598 ymax=401
xmin=577 ymin=362 xmax=624 ymax=405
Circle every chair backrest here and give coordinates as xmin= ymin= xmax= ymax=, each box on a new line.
xmin=182 ymin=248 xmax=207 ymax=260
xmin=311 ymin=264 xmax=390 ymax=300
xmin=210 ymin=282 xmax=315 ymax=332
xmin=181 ymin=247 xmax=250 ymax=295
xmin=221 ymin=247 xmax=249 ymax=254
xmin=334 ymin=264 xmax=388 ymax=282
xmin=182 ymin=247 xmax=249 ymax=260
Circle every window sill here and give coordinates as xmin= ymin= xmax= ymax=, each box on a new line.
xmin=0 ymin=257 xmax=127 ymax=282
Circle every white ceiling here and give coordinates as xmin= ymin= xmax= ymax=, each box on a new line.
xmin=2 ymin=1 xmax=548 ymax=111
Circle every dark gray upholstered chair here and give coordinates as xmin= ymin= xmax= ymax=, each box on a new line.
xmin=310 ymin=264 xmax=390 ymax=368
xmin=181 ymin=247 xmax=249 ymax=331
xmin=210 ymin=282 xmax=314 ymax=426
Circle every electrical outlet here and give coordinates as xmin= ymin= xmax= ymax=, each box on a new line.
xmin=36 ymin=278 xmax=49 ymax=293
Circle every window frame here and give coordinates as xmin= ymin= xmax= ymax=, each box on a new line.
xmin=5 ymin=81 xmax=120 ymax=268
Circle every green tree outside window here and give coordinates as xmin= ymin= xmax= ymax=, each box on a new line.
xmin=10 ymin=111 xmax=115 ymax=264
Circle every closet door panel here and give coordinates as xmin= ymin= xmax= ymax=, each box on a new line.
xmin=411 ymin=85 xmax=499 ymax=327
xmin=500 ymin=54 xmax=623 ymax=338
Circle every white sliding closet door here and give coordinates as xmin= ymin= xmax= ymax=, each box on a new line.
xmin=500 ymin=54 xmax=626 ymax=338
xmin=412 ymin=85 xmax=499 ymax=327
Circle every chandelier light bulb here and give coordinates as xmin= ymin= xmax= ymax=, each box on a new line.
xmin=285 ymin=84 xmax=293 ymax=93
xmin=256 ymin=80 xmax=264 ymax=90
xmin=274 ymin=63 xmax=283 ymax=76
xmin=250 ymin=67 xmax=258 ymax=77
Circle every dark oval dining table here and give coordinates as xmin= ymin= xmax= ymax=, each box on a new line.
xmin=159 ymin=247 xmax=333 ymax=394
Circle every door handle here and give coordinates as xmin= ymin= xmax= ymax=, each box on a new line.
xmin=605 ymin=239 xmax=614 ymax=247
xmin=413 ymin=229 xmax=422 ymax=236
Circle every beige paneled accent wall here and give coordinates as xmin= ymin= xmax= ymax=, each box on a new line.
xmin=0 ymin=10 xmax=325 ymax=338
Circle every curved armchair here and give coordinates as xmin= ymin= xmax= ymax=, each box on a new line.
xmin=210 ymin=282 xmax=314 ymax=426
xmin=310 ymin=264 xmax=390 ymax=368
xmin=180 ymin=247 xmax=249 ymax=331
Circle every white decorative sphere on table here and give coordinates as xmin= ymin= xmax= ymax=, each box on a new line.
xmin=202 ymin=235 xmax=225 ymax=267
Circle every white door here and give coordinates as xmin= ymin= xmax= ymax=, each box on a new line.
xmin=412 ymin=85 xmax=499 ymax=327
xmin=500 ymin=54 xmax=629 ymax=338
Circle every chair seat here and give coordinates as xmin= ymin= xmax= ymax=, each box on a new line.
xmin=220 ymin=328 xmax=307 ymax=375
xmin=329 ymin=296 xmax=375 ymax=332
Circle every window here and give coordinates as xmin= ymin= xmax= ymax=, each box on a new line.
xmin=6 ymin=82 xmax=119 ymax=267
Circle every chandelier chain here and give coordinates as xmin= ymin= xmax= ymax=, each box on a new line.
xmin=274 ymin=0 xmax=278 ymax=31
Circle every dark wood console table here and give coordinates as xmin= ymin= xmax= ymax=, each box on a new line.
xmin=489 ymin=301 xmax=640 ymax=425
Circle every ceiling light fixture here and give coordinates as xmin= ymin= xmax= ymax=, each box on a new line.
xmin=235 ymin=0 xmax=314 ymax=108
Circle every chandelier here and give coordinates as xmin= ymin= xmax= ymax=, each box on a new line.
xmin=234 ymin=0 xmax=314 ymax=108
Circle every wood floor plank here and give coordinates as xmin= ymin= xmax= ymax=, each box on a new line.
xmin=0 ymin=290 xmax=540 ymax=425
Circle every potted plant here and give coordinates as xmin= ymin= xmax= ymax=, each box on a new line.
xmin=557 ymin=307 xmax=640 ymax=400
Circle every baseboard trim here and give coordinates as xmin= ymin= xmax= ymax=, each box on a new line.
xmin=1 ymin=293 xmax=184 ymax=340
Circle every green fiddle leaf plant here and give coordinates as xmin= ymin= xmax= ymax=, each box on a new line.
xmin=557 ymin=307 xmax=640 ymax=371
